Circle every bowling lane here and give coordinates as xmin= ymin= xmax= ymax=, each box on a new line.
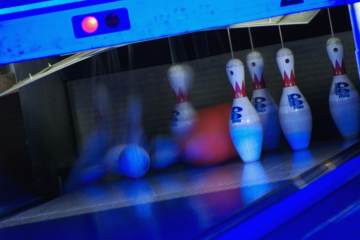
xmin=0 ymin=140 xmax=358 ymax=238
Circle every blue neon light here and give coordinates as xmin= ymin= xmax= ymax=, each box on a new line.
xmin=0 ymin=0 xmax=357 ymax=64
xmin=349 ymin=4 xmax=360 ymax=81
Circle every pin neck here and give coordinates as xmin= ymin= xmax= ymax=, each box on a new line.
xmin=282 ymin=71 xmax=296 ymax=87
xmin=332 ymin=60 xmax=346 ymax=76
xmin=233 ymin=81 xmax=247 ymax=99
xmin=176 ymin=90 xmax=189 ymax=103
xmin=252 ymin=74 xmax=266 ymax=90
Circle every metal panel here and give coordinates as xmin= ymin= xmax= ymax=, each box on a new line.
xmin=0 ymin=0 xmax=356 ymax=64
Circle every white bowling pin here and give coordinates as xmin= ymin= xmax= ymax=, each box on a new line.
xmin=327 ymin=37 xmax=360 ymax=139
xmin=168 ymin=64 xmax=196 ymax=140
xmin=247 ymin=51 xmax=281 ymax=151
xmin=227 ymin=58 xmax=263 ymax=162
xmin=277 ymin=48 xmax=312 ymax=151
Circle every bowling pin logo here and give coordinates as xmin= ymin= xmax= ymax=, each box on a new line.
xmin=226 ymin=58 xmax=263 ymax=162
xmin=327 ymin=37 xmax=360 ymax=139
xmin=254 ymin=97 xmax=266 ymax=113
xmin=168 ymin=64 xmax=196 ymax=139
xmin=247 ymin=51 xmax=281 ymax=151
xmin=231 ymin=106 xmax=243 ymax=123
xmin=334 ymin=82 xmax=350 ymax=98
xmin=288 ymin=93 xmax=304 ymax=109
xmin=277 ymin=48 xmax=312 ymax=151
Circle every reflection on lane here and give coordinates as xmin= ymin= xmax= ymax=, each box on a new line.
xmin=0 ymin=140 xmax=357 ymax=229
xmin=241 ymin=162 xmax=271 ymax=205
xmin=291 ymin=150 xmax=314 ymax=176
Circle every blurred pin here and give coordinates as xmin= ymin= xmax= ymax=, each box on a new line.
xmin=65 ymin=84 xmax=111 ymax=191
xmin=126 ymin=95 xmax=145 ymax=145
xmin=106 ymin=95 xmax=151 ymax=178
xmin=168 ymin=64 xmax=196 ymax=140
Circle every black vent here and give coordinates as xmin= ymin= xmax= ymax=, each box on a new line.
xmin=281 ymin=0 xmax=304 ymax=7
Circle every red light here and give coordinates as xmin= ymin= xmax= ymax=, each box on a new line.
xmin=81 ymin=16 xmax=99 ymax=34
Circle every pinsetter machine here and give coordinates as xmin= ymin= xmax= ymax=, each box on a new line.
xmin=1 ymin=1 xmax=360 ymax=239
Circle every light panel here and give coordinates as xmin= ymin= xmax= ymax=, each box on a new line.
xmin=0 ymin=0 xmax=356 ymax=64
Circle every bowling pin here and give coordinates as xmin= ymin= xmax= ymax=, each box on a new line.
xmin=226 ymin=58 xmax=263 ymax=163
xmin=246 ymin=51 xmax=281 ymax=151
xmin=326 ymin=37 xmax=360 ymax=139
xmin=105 ymin=95 xmax=150 ymax=179
xmin=168 ymin=64 xmax=196 ymax=140
xmin=277 ymin=48 xmax=312 ymax=151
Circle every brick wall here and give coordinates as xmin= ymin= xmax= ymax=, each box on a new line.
xmin=68 ymin=31 xmax=359 ymax=146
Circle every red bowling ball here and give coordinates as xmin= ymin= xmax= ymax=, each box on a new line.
xmin=182 ymin=103 xmax=237 ymax=166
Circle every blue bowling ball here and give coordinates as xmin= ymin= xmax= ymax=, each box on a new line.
xmin=117 ymin=144 xmax=151 ymax=178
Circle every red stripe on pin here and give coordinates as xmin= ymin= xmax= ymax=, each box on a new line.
xmin=233 ymin=82 xmax=247 ymax=98
xmin=283 ymin=71 xmax=296 ymax=87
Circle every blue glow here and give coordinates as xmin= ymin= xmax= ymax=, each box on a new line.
xmin=262 ymin=113 xmax=281 ymax=151
xmin=151 ymin=136 xmax=179 ymax=169
xmin=0 ymin=0 xmax=356 ymax=63
xmin=79 ymin=164 xmax=106 ymax=184
xmin=117 ymin=144 xmax=150 ymax=178
xmin=349 ymin=4 xmax=360 ymax=80
xmin=284 ymin=131 xmax=311 ymax=150
xmin=82 ymin=185 xmax=108 ymax=201
xmin=215 ymin=154 xmax=360 ymax=239
xmin=331 ymin=101 xmax=360 ymax=139
xmin=152 ymin=173 xmax=183 ymax=191
xmin=241 ymin=162 xmax=271 ymax=204
xmin=121 ymin=180 xmax=155 ymax=219
xmin=268 ymin=172 xmax=360 ymax=238
xmin=230 ymin=126 xmax=263 ymax=162
xmin=291 ymin=150 xmax=314 ymax=174
xmin=241 ymin=162 xmax=268 ymax=184
xmin=66 ymin=129 xmax=109 ymax=191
